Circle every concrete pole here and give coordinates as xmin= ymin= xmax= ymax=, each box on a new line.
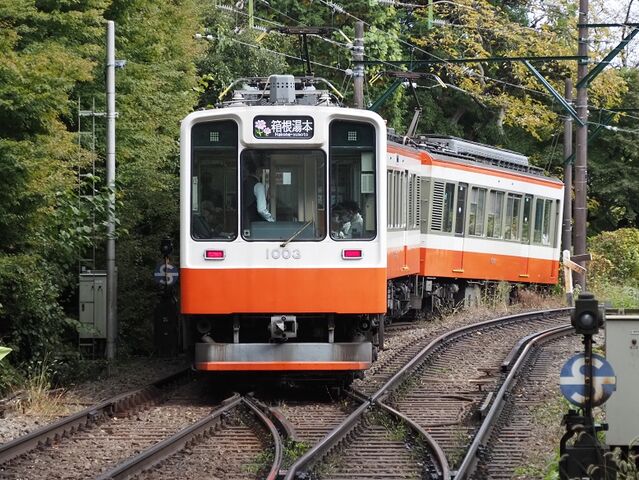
xmin=353 ymin=21 xmax=365 ymax=109
xmin=574 ymin=0 xmax=589 ymax=289
xmin=106 ymin=21 xmax=118 ymax=360
xmin=562 ymin=78 xmax=573 ymax=256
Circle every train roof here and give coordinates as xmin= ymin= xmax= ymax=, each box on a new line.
xmin=388 ymin=130 xmax=559 ymax=179
xmin=217 ymin=75 xmax=341 ymax=108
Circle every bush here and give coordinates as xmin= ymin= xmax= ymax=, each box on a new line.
xmin=0 ymin=254 xmax=67 ymax=362
xmin=589 ymin=228 xmax=639 ymax=286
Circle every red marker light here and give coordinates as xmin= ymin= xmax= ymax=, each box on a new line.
xmin=204 ymin=250 xmax=225 ymax=260
xmin=342 ymin=249 xmax=363 ymax=259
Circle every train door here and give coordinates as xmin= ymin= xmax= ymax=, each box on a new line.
xmin=453 ymin=183 xmax=468 ymax=273
xmin=520 ymin=194 xmax=533 ymax=278
xmin=270 ymin=163 xmax=302 ymax=222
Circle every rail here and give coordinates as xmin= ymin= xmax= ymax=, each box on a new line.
xmin=95 ymin=394 xmax=285 ymax=480
xmin=283 ymin=308 xmax=571 ymax=480
xmin=0 ymin=368 xmax=190 ymax=464
xmin=453 ymin=323 xmax=573 ymax=479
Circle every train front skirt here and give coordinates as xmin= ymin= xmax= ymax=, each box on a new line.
xmin=194 ymin=342 xmax=372 ymax=371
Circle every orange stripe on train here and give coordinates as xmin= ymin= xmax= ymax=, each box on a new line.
xmin=420 ymin=248 xmax=559 ymax=284
xmin=181 ymin=267 xmax=387 ymax=315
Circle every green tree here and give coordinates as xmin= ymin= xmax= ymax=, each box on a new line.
xmin=588 ymin=68 xmax=639 ymax=232
xmin=0 ymin=0 xmax=108 ymax=362
xmin=102 ymin=0 xmax=201 ymax=352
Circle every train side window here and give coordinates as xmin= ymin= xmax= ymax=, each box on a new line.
xmin=468 ymin=187 xmax=486 ymax=236
xmin=554 ymin=199 xmax=561 ymax=247
xmin=401 ymin=171 xmax=408 ymax=229
xmin=533 ymin=198 xmax=544 ymax=243
xmin=504 ymin=193 xmax=522 ymax=240
xmin=455 ymin=183 xmax=467 ymax=235
xmin=420 ymin=178 xmax=430 ymax=233
xmin=190 ymin=120 xmax=238 ymax=241
xmin=542 ymin=198 xmax=553 ymax=245
xmin=388 ymin=171 xmax=392 ymax=228
xmin=407 ymin=173 xmax=420 ymax=229
xmin=522 ymin=195 xmax=533 ymax=243
xmin=486 ymin=190 xmax=504 ymax=238
xmin=394 ymin=171 xmax=400 ymax=229
xmin=442 ymin=182 xmax=456 ymax=233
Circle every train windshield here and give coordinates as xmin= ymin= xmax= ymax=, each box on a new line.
xmin=241 ymin=149 xmax=326 ymax=242
xmin=329 ymin=120 xmax=377 ymax=240
xmin=190 ymin=120 xmax=238 ymax=241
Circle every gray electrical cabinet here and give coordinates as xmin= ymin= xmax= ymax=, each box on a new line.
xmin=79 ymin=271 xmax=107 ymax=339
xmin=605 ymin=310 xmax=639 ymax=446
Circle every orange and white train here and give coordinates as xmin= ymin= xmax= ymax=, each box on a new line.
xmin=179 ymin=75 xmax=563 ymax=378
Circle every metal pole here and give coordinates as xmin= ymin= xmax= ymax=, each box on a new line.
xmin=248 ymin=0 xmax=254 ymax=29
xmin=562 ymin=79 xmax=573 ymax=257
xmin=353 ymin=21 xmax=364 ymax=109
xmin=574 ymin=0 xmax=589 ymax=289
xmin=583 ymin=334 xmax=593 ymax=421
xmin=106 ymin=21 xmax=117 ymax=360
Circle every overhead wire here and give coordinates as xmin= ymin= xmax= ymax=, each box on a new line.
xmin=208 ymin=34 xmax=349 ymax=73
xmin=216 ymin=1 xmax=639 ymax=133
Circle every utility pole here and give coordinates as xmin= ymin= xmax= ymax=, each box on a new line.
xmin=106 ymin=21 xmax=117 ymax=360
xmin=574 ymin=0 xmax=589 ymax=289
xmin=562 ymin=78 xmax=573 ymax=257
xmin=353 ymin=21 xmax=365 ymax=109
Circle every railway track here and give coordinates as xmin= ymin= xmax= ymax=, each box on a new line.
xmin=282 ymin=308 xmax=571 ymax=479
xmin=469 ymin=330 xmax=578 ymax=479
xmin=1 ymin=307 xmax=574 ymax=480
xmin=96 ymin=394 xmax=287 ymax=480
xmin=0 ymin=371 xmax=289 ymax=479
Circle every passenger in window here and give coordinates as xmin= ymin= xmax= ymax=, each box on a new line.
xmin=331 ymin=204 xmax=347 ymax=239
xmin=341 ymin=201 xmax=364 ymax=238
xmin=193 ymin=200 xmax=224 ymax=239
xmin=243 ymin=159 xmax=274 ymax=223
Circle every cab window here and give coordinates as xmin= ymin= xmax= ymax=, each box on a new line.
xmin=240 ymin=149 xmax=326 ymax=242
xmin=329 ymin=120 xmax=377 ymax=240
xmin=191 ymin=120 xmax=238 ymax=241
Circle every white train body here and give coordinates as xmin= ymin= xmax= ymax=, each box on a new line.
xmin=179 ymin=76 xmax=563 ymax=375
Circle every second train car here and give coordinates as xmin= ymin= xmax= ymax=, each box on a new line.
xmin=179 ymin=75 xmax=563 ymax=378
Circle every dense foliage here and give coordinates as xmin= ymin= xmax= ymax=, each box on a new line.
xmin=1 ymin=0 xmax=637 ymax=387
xmin=589 ymin=228 xmax=639 ymax=307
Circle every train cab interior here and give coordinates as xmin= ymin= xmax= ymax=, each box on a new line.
xmin=240 ymin=149 xmax=327 ymax=241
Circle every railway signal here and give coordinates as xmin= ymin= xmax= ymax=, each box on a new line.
xmin=559 ymin=292 xmax=616 ymax=480
xmin=571 ymin=291 xmax=603 ymax=335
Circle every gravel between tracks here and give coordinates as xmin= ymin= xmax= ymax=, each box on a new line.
xmin=0 ymin=356 xmax=189 ymax=444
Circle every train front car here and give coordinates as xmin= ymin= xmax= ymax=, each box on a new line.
xmin=180 ymin=76 xmax=387 ymax=381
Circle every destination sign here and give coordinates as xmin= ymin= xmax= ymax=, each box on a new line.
xmin=253 ymin=116 xmax=314 ymax=139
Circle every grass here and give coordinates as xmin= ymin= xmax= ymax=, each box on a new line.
xmin=19 ymin=353 xmax=74 ymax=417
xmin=591 ymin=282 xmax=639 ymax=309
xmin=282 ymin=439 xmax=311 ymax=468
